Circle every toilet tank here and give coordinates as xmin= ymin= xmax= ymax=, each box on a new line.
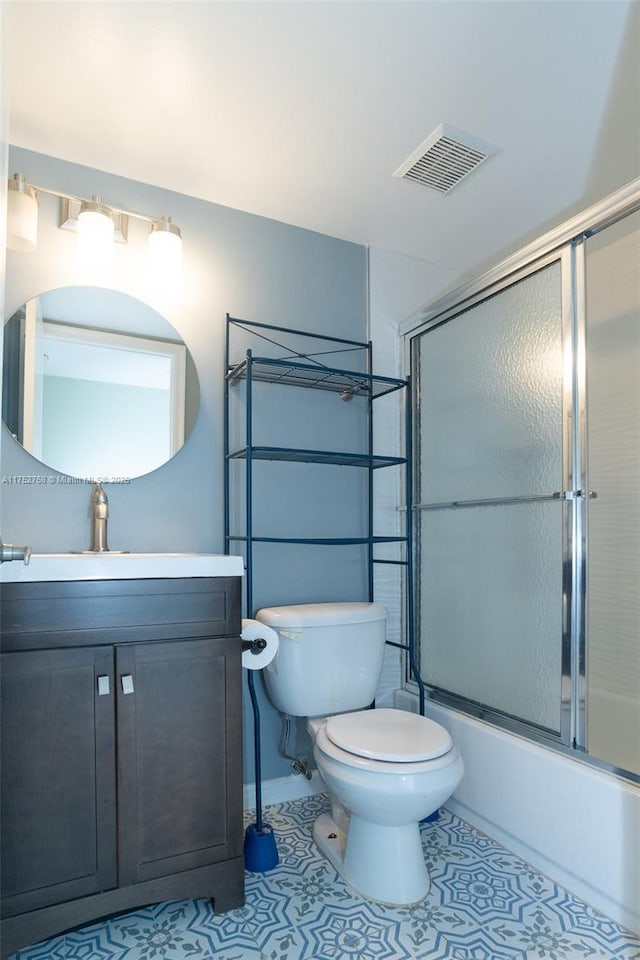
xmin=256 ymin=602 xmax=388 ymax=718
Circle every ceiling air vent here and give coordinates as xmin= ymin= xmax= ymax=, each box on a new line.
xmin=393 ymin=124 xmax=495 ymax=194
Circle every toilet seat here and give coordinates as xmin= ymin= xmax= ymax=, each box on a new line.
xmin=314 ymin=723 xmax=458 ymax=775
xmin=325 ymin=708 xmax=452 ymax=762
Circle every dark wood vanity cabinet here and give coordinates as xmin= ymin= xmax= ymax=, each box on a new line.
xmin=2 ymin=645 xmax=117 ymax=916
xmin=0 ymin=576 xmax=244 ymax=958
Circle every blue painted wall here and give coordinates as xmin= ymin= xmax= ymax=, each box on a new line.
xmin=3 ymin=146 xmax=369 ymax=783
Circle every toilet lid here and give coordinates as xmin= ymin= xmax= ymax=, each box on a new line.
xmin=324 ymin=708 xmax=452 ymax=762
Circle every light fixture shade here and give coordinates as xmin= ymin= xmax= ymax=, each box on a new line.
xmin=148 ymin=216 xmax=182 ymax=284
xmin=76 ymin=196 xmax=114 ymax=272
xmin=7 ymin=174 xmax=38 ymax=252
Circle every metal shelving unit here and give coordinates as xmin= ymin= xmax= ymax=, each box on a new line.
xmin=224 ymin=315 xmax=416 ymax=675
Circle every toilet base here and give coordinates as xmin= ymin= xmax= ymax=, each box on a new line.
xmin=312 ymin=812 xmax=430 ymax=906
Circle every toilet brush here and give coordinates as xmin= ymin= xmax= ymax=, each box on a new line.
xmin=243 ymin=654 xmax=279 ymax=872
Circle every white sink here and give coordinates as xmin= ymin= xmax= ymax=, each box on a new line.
xmin=0 ymin=552 xmax=244 ymax=582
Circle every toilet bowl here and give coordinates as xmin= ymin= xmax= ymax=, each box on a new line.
xmin=308 ymin=708 xmax=464 ymax=905
xmin=255 ymin=602 xmax=464 ymax=905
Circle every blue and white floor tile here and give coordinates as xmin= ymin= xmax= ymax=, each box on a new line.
xmin=10 ymin=794 xmax=640 ymax=960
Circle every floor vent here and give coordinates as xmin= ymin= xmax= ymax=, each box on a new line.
xmin=394 ymin=124 xmax=495 ymax=194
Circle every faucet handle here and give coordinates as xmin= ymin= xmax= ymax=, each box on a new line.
xmin=0 ymin=538 xmax=31 ymax=564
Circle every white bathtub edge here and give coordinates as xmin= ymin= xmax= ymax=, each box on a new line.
xmin=395 ymin=688 xmax=640 ymax=935
xmin=444 ymin=795 xmax=639 ymax=935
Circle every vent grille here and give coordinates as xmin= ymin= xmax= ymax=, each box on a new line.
xmin=394 ymin=124 xmax=494 ymax=194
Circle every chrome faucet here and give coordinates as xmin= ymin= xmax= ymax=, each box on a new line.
xmin=91 ymin=483 xmax=110 ymax=552
xmin=0 ymin=537 xmax=31 ymax=564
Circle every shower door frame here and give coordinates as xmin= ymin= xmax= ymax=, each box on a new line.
xmin=402 ymin=178 xmax=640 ymax=781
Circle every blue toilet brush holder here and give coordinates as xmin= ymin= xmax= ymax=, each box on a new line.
xmin=244 ymin=665 xmax=279 ymax=872
xmin=244 ymin=821 xmax=278 ymax=872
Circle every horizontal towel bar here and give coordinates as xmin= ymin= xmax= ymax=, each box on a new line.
xmin=400 ymin=491 xmax=597 ymax=511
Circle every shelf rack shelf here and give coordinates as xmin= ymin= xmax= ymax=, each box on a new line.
xmin=226 ymin=446 xmax=407 ymax=470
xmin=226 ymin=535 xmax=409 ymax=546
xmin=226 ymin=355 xmax=407 ymax=400
xmin=223 ymin=314 xmax=415 ymax=669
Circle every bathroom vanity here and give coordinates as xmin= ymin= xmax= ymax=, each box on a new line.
xmin=0 ymin=554 xmax=244 ymax=958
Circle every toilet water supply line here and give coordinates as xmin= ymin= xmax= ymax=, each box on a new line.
xmin=279 ymin=715 xmax=313 ymax=779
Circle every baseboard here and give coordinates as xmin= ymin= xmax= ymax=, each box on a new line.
xmin=244 ymin=770 xmax=324 ymax=811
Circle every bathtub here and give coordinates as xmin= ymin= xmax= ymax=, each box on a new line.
xmin=394 ymin=688 xmax=640 ymax=934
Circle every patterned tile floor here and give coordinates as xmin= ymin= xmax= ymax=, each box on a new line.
xmin=10 ymin=793 xmax=640 ymax=960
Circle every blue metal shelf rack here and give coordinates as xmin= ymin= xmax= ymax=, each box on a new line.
xmin=224 ymin=315 xmax=422 ymax=707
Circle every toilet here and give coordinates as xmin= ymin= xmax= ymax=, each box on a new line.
xmin=256 ymin=601 xmax=464 ymax=906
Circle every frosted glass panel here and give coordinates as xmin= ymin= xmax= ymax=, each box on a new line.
xmin=418 ymin=501 xmax=563 ymax=732
xmin=415 ymin=260 xmax=565 ymax=734
xmin=585 ymin=211 xmax=640 ymax=776
xmin=418 ymin=262 xmax=563 ymax=502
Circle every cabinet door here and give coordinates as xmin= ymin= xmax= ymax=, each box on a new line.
xmin=1 ymin=647 xmax=116 ymax=916
xmin=116 ymin=636 xmax=243 ymax=885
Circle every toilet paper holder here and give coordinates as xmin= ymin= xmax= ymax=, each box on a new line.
xmin=242 ymin=637 xmax=267 ymax=654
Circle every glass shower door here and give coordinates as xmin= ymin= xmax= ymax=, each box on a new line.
xmin=584 ymin=211 xmax=640 ymax=776
xmin=413 ymin=258 xmax=567 ymax=735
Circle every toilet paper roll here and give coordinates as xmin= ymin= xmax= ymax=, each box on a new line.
xmin=241 ymin=618 xmax=279 ymax=670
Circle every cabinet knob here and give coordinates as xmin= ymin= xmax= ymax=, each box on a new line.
xmin=97 ymin=675 xmax=110 ymax=696
xmin=121 ymin=674 xmax=135 ymax=695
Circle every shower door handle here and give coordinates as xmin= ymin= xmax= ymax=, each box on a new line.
xmin=561 ymin=490 xmax=598 ymax=500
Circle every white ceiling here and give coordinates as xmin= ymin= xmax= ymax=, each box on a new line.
xmin=6 ymin=1 xmax=640 ymax=287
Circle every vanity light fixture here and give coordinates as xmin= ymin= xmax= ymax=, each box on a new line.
xmin=5 ymin=173 xmax=183 ymax=284
xmin=148 ymin=216 xmax=183 ymax=280
xmin=7 ymin=174 xmax=38 ymax=252
xmin=77 ymin=196 xmax=114 ymax=242
xmin=76 ymin=196 xmax=115 ymax=267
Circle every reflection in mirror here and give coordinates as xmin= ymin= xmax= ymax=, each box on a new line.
xmin=2 ymin=286 xmax=199 ymax=479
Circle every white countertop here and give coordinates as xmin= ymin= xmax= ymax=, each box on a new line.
xmin=0 ymin=552 xmax=245 ymax=582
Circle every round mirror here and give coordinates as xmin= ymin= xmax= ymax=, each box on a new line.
xmin=2 ymin=286 xmax=199 ymax=480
